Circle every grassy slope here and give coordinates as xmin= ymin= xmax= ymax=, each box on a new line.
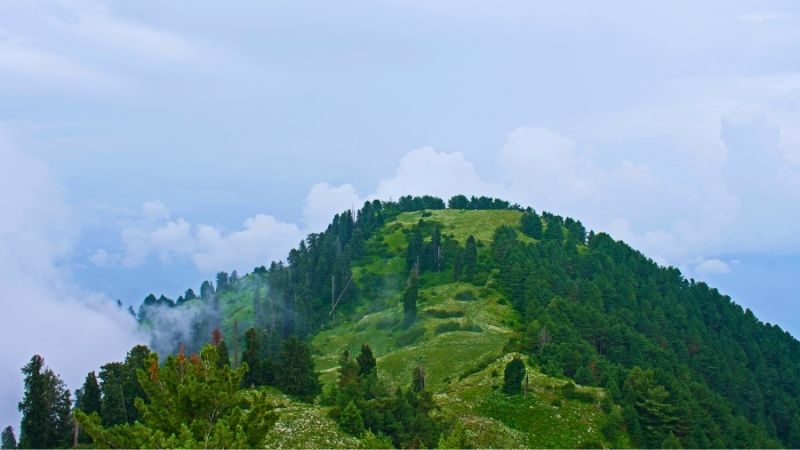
xmin=310 ymin=210 xmax=626 ymax=448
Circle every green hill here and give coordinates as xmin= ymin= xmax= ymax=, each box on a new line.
xmin=132 ymin=196 xmax=800 ymax=449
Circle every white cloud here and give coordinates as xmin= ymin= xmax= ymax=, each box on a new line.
xmin=692 ymin=257 xmax=732 ymax=276
xmin=0 ymin=129 xmax=143 ymax=433
xmin=192 ymin=214 xmax=303 ymax=273
xmin=111 ymin=204 xmax=304 ymax=274
xmin=374 ymin=146 xmax=501 ymax=201
xmin=303 ymin=182 xmax=364 ymax=232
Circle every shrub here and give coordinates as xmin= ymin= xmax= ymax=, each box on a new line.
xmin=454 ymin=290 xmax=477 ymax=301
xmin=395 ymin=327 xmax=426 ymax=347
xmin=424 ymin=308 xmax=465 ymax=319
xmin=435 ymin=321 xmax=463 ymax=335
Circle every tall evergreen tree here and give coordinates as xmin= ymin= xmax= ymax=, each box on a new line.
xmin=340 ymin=401 xmax=365 ymax=436
xmin=98 ymin=362 xmax=127 ymax=426
xmin=275 ymin=337 xmax=319 ymax=401
xmin=357 ymin=344 xmax=377 ymax=377
xmin=121 ymin=345 xmax=150 ymax=423
xmin=76 ymin=371 xmax=102 ymax=415
xmin=242 ymin=328 xmax=263 ymax=387
xmin=403 ymin=267 xmax=419 ymax=327
xmin=18 ymin=355 xmax=72 ymax=449
xmin=503 ymin=357 xmax=526 ymax=394
xmin=1 ymin=426 xmax=16 ymax=450
xmin=544 ymin=216 xmax=564 ymax=241
xmin=412 ymin=366 xmax=426 ymax=393
xmin=406 ymin=226 xmax=424 ymax=271
xmin=217 ymin=340 xmax=231 ymax=369
xmin=463 ymin=235 xmax=478 ymax=280
xmin=520 ymin=211 xmax=543 ymax=239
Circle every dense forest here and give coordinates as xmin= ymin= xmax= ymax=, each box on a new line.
xmin=5 ymin=195 xmax=800 ymax=449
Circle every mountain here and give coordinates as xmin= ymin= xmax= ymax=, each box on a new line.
xmin=50 ymin=196 xmax=800 ymax=448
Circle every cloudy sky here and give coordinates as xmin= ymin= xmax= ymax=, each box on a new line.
xmin=2 ymin=0 xmax=800 ymax=431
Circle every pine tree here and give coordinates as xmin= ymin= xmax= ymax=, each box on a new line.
xmin=503 ymin=357 xmax=525 ymax=394
xmin=661 ymin=432 xmax=682 ymax=449
xmin=464 ymin=235 xmax=478 ymax=280
xmin=412 ymin=366 xmax=426 ymax=393
xmin=75 ymin=345 xmax=277 ymax=448
xmin=217 ymin=340 xmax=230 ymax=368
xmin=357 ymin=344 xmax=377 ymax=377
xmin=544 ymin=216 xmax=564 ymax=241
xmin=430 ymin=226 xmax=442 ymax=271
xmin=275 ymin=337 xmax=319 ymax=401
xmin=1 ymin=426 xmax=16 ymax=450
xmin=406 ymin=226 xmax=424 ymax=271
xmin=403 ymin=267 xmax=419 ymax=327
xmin=98 ymin=362 xmax=127 ymax=426
xmin=121 ymin=345 xmax=150 ymax=423
xmin=242 ymin=328 xmax=263 ymax=387
xmin=340 ymin=401 xmax=365 ymax=436
xmin=520 ymin=211 xmax=543 ymax=239
xmin=76 ymin=371 xmax=102 ymax=415
xmin=18 ymin=355 xmax=72 ymax=449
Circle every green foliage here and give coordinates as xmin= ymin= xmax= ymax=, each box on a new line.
xmin=18 ymin=355 xmax=72 ymax=449
xmin=520 ymin=210 xmax=543 ymax=239
xmin=454 ymin=289 xmax=477 ymax=301
xmin=356 ymin=344 xmax=376 ymax=377
xmin=340 ymin=401 xmax=365 ymax=436
xmin=424 ymin=308 xmax=465 ymax=318
xmin=76 ymin=345 xmax=277 ymax=449
xmin=76 ymin=371 xmax=102 ymax=415
xmin=438 ymin=421 xmax=472 ymax=449
xmin=502 ymin=357 xmax=525 ymax=394
xmin=242 ymin=328 xmax=263 ymax=387
xmin=123 ymin=196 xmax=800 ymax=448
xmin=395 ymin=327 xmax=426 ymax=347
xmin=1 ymin=426 xmax=16 ymax=450
xmin=402 ymin=268 xmax=419 ymax=327
xmin=275 ymin=336 xmax=319 ymax=401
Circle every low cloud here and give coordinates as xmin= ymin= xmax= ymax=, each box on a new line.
xmin=374 ymin=146 xmax=501 ymax=201
xmin=692 ymin=257 xmax=732 ymax=276
xmin=103 ymin=203 xmax=304 ymax=275
xmin=0 ymin=129 xmax=143 ymax=432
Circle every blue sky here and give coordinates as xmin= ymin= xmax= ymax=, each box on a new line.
xmin=2 ymin=0 xmax=800 ymax=430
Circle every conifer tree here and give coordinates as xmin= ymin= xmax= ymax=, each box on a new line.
xmin=520 ymin=211 xmax=543 ymax=239
xmin=183 ymin=288 xmax=197 ymax=301
xmin=403 ymin=267 xmax=419 ymax=327
xmin=75 ymin=345 xmax=277 ymax=448
xmin=18 ymin=355 xmax=72 ymax=449
xmin=76 ymin=371 xmax=102 ymax=415
xmin=406 ymin=226 xmax=424 ymax=271
xmin=121 ymin=345 xmax=151 ymax=423
xmin=544 ymin=216 xmax=564 ymax=241
xmin=242 ymin=328 xmax=263 ymax=387
xmin=98 ymin=362 xmax=127 ymax=426
xmin=503 ymin=357 xmax=525 ymax=394
xmin=412 ymin=366 xmax=426 ymax=393
xmin=464 ymin=235 xmax=478 ymax=280
xmin=217 ymin=340 xmax=230 ymax=368
xmin=357 ymin=344 xmax=376 ymax=377
xmin=1 ymin=426 xmax=16 ymax=450
xmin=340 ymin=401 xmax=365 ymax=437
xmin=429 ymin=226 xmax=442 ymax=271
xmin=275 ymin=337 xmax=319 ymax=401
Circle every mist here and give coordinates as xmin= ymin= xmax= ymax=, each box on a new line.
xmin=0 ymin=131 xmax=144 ymax=433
